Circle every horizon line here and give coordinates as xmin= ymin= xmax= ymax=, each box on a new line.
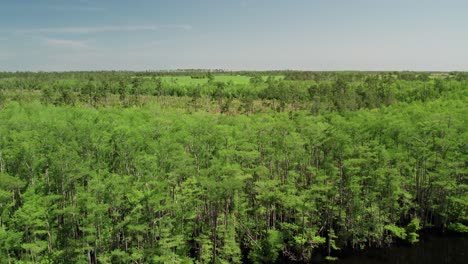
xmin=0 ymin=69 xmax=465 ymax=73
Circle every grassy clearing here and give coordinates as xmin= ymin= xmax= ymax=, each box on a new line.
xmin=159 ymin=75 xmax=283 ymax=85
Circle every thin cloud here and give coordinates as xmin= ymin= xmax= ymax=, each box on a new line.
xmin=14 ymin=24 xmax=192 ymax=34
xmin=43 ymin=38 xmax=89 ymax=49
xmin=144 ymin=40 xmax=165 ymax=47
xmin=48 ymin=6 xmax=106 ymax=12
xmin=0 ymin=52 xmax=14 ymax=59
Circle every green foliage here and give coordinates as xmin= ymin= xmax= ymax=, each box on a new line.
xmin=406 ymin=218 xmax=422 ymax=244
xmin=265 ymin=229 xmax=284 ymax=262
xmin=385 ymin=224 xmax=407 ymax=240
xmin=0 ymin=71 xmax=465 ymax=262
xmin=248 ymin=229 xmax=284 ymax=263
xmin=447 ymin=223 xmax=468 ymax=233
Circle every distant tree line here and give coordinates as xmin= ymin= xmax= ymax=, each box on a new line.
xmin=0 ymin=71 xmax=465 ymax=113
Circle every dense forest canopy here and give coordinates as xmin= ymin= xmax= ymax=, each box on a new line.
xmin=0 ymin=71 xmax=466 ymax=263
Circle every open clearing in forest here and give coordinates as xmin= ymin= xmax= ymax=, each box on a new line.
xmin=158 ymin=75 xmax=284 ymax=85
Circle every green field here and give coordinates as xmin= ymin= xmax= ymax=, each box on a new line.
xmin=158 ymin=75 xmax=283 ymax=85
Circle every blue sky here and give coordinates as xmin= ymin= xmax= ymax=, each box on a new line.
xmin=0 ymin=0 xmax=467 ymax=71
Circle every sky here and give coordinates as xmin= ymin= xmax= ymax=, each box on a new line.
xmin=0 ymin=0 xmax=467 ymax=71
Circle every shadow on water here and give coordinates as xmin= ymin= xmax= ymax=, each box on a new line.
xmin=333 ymin=234 xmax=467 ymax=264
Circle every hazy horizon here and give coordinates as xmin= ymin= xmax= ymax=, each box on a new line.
xmin=1 ymin=0 xmax=467 ymax=71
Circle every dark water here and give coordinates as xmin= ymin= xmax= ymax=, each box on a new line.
xmin=333 ymin=234 xmax=467 ymax=264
